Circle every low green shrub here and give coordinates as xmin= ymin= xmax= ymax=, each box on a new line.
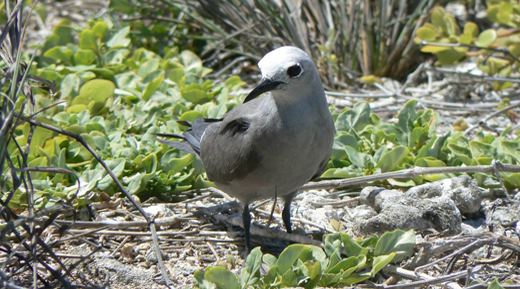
xmin=195 ymin=229 xmax=416 ymax=289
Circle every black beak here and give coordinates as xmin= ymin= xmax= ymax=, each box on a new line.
xmin=243 ymin=78 xmax=284 ymax=103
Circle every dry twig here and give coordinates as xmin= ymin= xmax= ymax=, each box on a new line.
xmin=464 ymin=100 xmax=520 ymax=135
xmin=303 ymin=162 xmax=520 ymax=191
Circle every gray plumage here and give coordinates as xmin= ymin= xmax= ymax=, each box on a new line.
xmin=161 ymin=46 xmax=335 ymax=251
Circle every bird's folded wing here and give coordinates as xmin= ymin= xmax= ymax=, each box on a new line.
xmin=201 ymin=117 xmax=262 ymax=184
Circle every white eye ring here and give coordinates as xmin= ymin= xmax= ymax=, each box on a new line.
xmin=287 ymin=64 xmax=303 ymax=78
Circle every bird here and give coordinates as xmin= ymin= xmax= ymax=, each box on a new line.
xmin=160 ymin=46 xmax=335 ymax=252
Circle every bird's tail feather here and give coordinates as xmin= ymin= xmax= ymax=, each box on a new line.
xmin=156 ymin=118 xmax=220 ymax=156
xmin=157 ymin=138 xmax=198 ymax=155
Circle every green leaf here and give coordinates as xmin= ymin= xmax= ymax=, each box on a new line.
xmin=60 ymin=74 xmax=80 ymax=98
xmin=124 ymin=173 xmax=147 ymax=195
xmin=498 ymin=140 xmax=520 ymax=162
xmin=410 ymin=126 xmax=429 ymax=148
xmin=344 ymin=145 xmax=367 ymax=168
xmin=105 ymin=48 xmax=130 ymax=64
xmin=107 ymin=26 xmax=131 ymax=48
xmin=443 ymin=14 xmax=458 ymax=36
xmin=463 ymin=22 xmax=479 ymax=37
xmin=359 ymin=75 xmax=380 ymax=84
xmin=371 ymin=253 xmax=396 ymax=276
xmin=435 ymin=48 xmax=466 ymax=65
xmin=43 ymin=20 xmax=74 ymax=50
xmin=430 ymin=7 xmax=446 ymax=31
xmin=447 ymin=143 xmax=474 ymax=165
xmin=374 ymin=229 xmax=415 ymax=261
xmin=180 ymin=50 xmax=204 ymax=72
xmin=469 ymin=140 xmax=494 ymax=158
xmin=181 ymin=83 xmax=211 ymax=104
xmin=336 ymin=133 xmax=359 ymax=148
xmin=415 ymin=157 xmax=446 ymax=181
xmin=326 ymin=256 xmax=359 ymax=274
xmin=72 ymin=79 xmax=115 ymax=106
xmin=204 ymin=266 xmax=240 ymax=289
xmin=397 ymin=99 xmax=417 ymax=133
xmin=503 ymin=173 xmax=520 ymax=188
xmin=240 ymin=247 xmax=262 ymax=288
xmin=340 ymin=234 xmax=367 ymax=257
xmin=508 ymin=43 xmax=520 ymax=58
xmin=475 ymin=29 xmax=497 ymax=47
xmin=459 ymin=33 xmax=473 ymax=45
xmin=335 ymin=102 xmax=371 ymax=131
xmin=139 ymin=153 xmax=158 ymax=173
xmin=420 ymin=45 xmax=450 ymax=53
xmin=43 ymin=46 xmax=73 ymax=63
xmin=179 ymin=110 xmax=204 ymax=122
xmin=97 ymin=159 xmax=126 ymax=190
xmin=74 ymin=49 xmax=97 ymax=65
xmin=79 ymin=29 xmax=97 ymax=50
xmin=138 ymin=58 xmax=160 ymax=78
xmin=376 ymin=146 xmax=409 ymax=172
xmin=193 ymin=270 xmax=211 ymax=289
xmin=496 ymin=2 xmax=513 ymax=26
xmin=416 ymin=24 xmax=437 ymax=41
xmin=387 ymin=178 xmax=416 ymax=187
xmin=109 ymin=0 xmax=135 ymax=13
xmin=90 ymin=68 xmax=115 ymax=79
xmin=262 ymin=253 xmax=277 ymax=267
xmin=142 ymin=74 xmax=164 ymax=100
xmin=224 ymin=75 xmax=245 ymax=89
xmin=488 ymin=279 xmax=505 ymax=289
xmin=92 ymin=20 xmax=108 ymax=39
xmin=302 ymin=261 xmax=322 ymax=289
xmin=160 ymin=152 xmax=193 ymax=174
xmin=29 ymin=127 xmax=54 ymax=153
xmin=276 ymin=244 xmax=326 ymax=275
xmin=341 ymin=271 xmax=371 ymax=285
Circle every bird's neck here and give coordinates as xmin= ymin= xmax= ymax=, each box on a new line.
xmin=270 ymin=87 xmax=329 ymax=130
xmin=271 ymin=87 xmax=328 ymax=112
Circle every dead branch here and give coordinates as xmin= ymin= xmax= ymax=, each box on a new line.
xmin=382 ymin=265 xmax=462 ymax=289
xmin=55 ymin=216 xmax=181 ymax=229
xmin=464 ymin=100 xmax=520 ymax=136
xmin=370 ymin=265 xmax=482 ymax=289
xmin=303 ymin=162 xmax=520 ymax=191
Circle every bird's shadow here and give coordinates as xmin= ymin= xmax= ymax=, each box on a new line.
xmin=194 ymin=201 xmax=323 ymax=256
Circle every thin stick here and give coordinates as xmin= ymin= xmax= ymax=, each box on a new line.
xmin=302 ymin=162 xmax=520 ymax=191
xmin=54 ymin=216 xmax=181 ymax=229
xmin=110 ymin=236 xmax=131 ymax=257
xmin=371 ymin=266 xmax=482 ymax=289
xmin=464 ymin=100 xmax=520 ymax=135
xmin=430 ymin=67 xmax=520 ymax=83
xmin=65 ymin=229 xmax=198 ymax=237
xmin=383 ymin=265 xmax=462 ymax=289
xmin=415 ymin=239 xmax=488 ymax=271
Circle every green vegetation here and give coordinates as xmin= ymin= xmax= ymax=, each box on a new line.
xmin=1 ymin=1 xmax=520 ymax=288
xmin=416 ymin=0 xmax=520 ymax=89
xmin=327 ymin=100 xmax=520 ymax=188
xmin=2 ymin=15 xmax=519 ymax=210
xmin=6 ymin=19 xmax=244 ymax=207
xmin=195 ymin=229 xmax=415 ymax=289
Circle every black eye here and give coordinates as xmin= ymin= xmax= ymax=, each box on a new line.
xmin=287 ymin=64 xmax=302 ymax=78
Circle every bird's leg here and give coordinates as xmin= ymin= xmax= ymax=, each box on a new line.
xmin=282 ymin=192 xmax=297 ymax=233
xmin=267 ymin=187 xmax=278 ymax=227
xmin=242 ymin=202 xmax=252 ymax=252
